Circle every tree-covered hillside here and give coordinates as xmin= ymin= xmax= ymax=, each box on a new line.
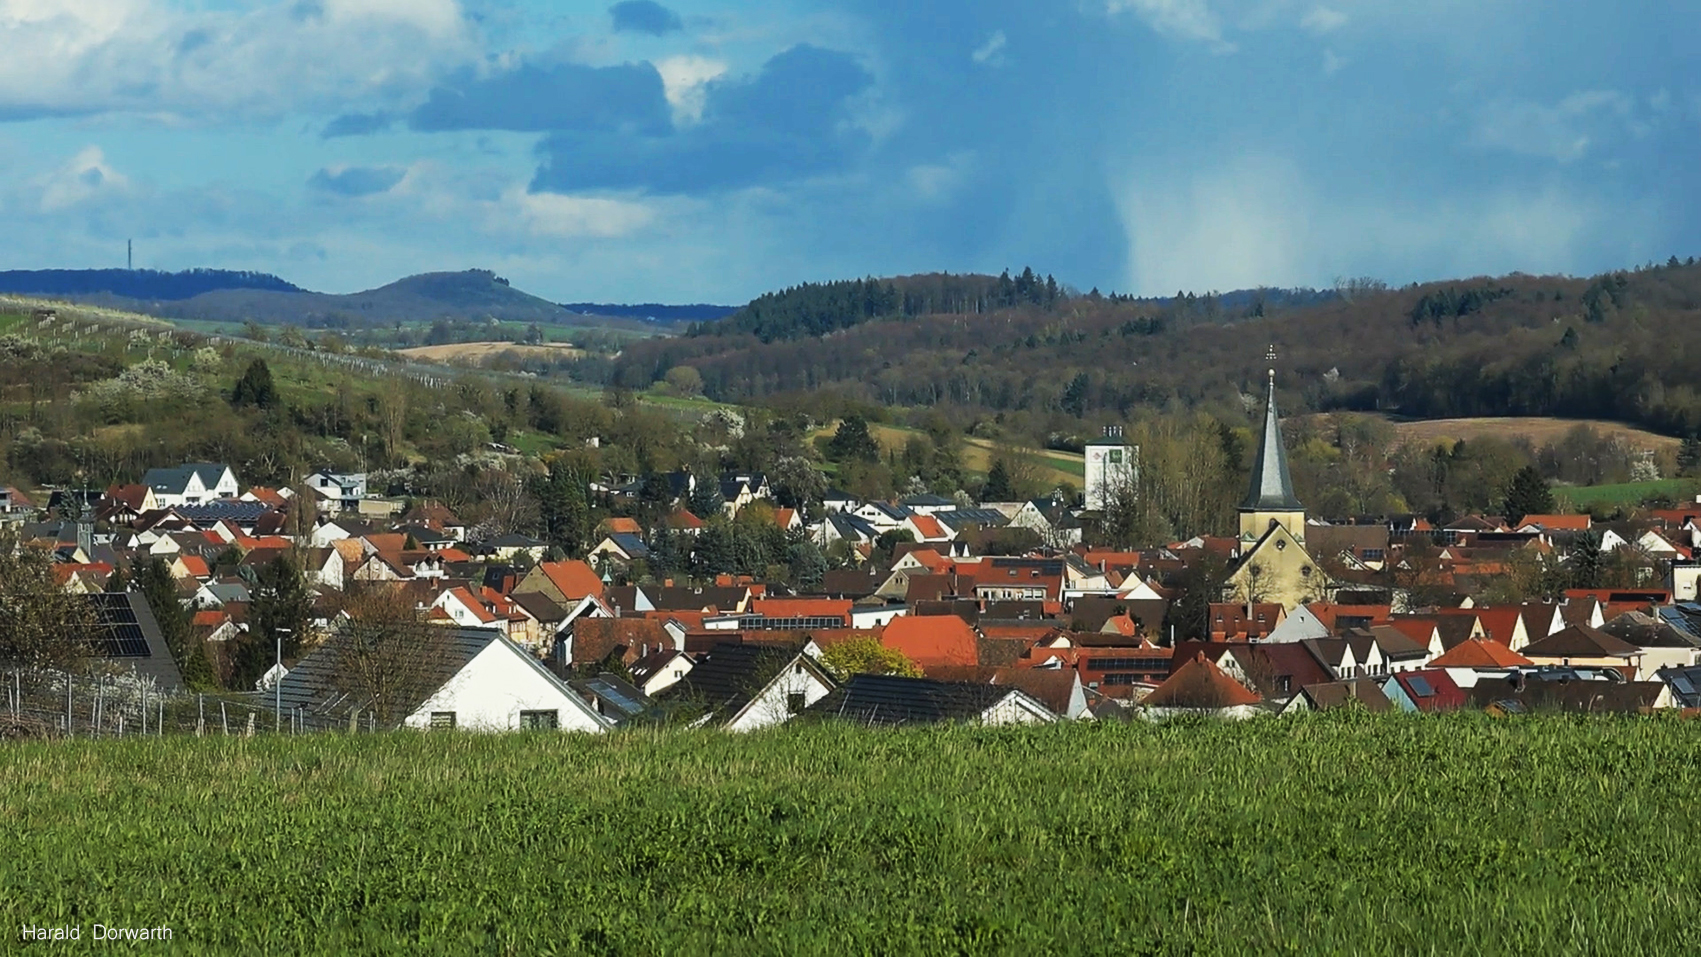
xmin=611 ymin=257 xmax=1701 ymax=439
xmin=0 ymin=268 xmax=300 ymax=300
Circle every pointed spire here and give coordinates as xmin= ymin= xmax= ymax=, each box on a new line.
xmin=1241 ymin=357 xmax=1302 ymax=512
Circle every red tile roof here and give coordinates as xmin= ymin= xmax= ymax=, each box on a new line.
xmin=1430 ymin=638 xmax=1533 ymax=669
xmin=539 ymin=559 xmax=605 ymax=601
xmin=1143 ymin=653 xmax=1261 ymax=708
xmin=882 ymin=615 xmax=980 ymax=670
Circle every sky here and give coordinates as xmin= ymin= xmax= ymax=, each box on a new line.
xmin=0 ymin=0 xmax=1696 ymax=304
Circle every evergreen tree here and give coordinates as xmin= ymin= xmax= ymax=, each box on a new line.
xmin=533 ymin=463 xmax=593 ymax=557
xmin=1678 ymin=436 xmax=1701 ymax=478
xmin=136 ymin=557 xmax=215 ymax=689
xmin=826 ymin=415 xmax=881 ymax=464
xmin=1567 ymin=532 xmax=1604 ymax=590
xmin=1060 ymin=373 xmax=1090 ymax=418
xmin=1501 ymin=465 xmax=1555 ymax=525
xmin=230 ymin=358 xmax=279 ymax=410
xmin=786 ymin=540 xmax=828 ymax=591
xmin=236 ymin=554 xmax=312 ymax=689
xmin=689 ymin=475 xmax=726 ymax=521
xmin=981 ymin=458 xmax=1014 ymax=503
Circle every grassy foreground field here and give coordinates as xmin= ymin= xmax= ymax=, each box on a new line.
xmin=4 ymin=716 xmax=1699 ymax=955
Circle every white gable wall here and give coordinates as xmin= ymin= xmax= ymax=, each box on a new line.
xmin=403 ymin=640 xmax=606 ymax=732
xmin=726 ymin=661 xmax=834 ymax=733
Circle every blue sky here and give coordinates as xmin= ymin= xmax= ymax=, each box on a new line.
xmin=0 ymin=0 xmax=1695 ymax=303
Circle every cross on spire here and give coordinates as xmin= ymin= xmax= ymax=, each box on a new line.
xmin=1266 ymin=344 xmax=1278 ymax=380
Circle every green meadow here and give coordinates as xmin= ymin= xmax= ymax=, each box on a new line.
xmin=3 ymin=714 xmax=1698 ymax=954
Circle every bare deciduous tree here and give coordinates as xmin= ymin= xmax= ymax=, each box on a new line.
xmin=328 ymin=585 xmax=458 ymax=724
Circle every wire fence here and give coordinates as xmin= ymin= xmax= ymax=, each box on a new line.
xmin=1 ymin=669 xmax=376 ymax=741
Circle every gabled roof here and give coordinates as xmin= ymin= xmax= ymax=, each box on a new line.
xmin=1387 ymin=669 xmax=1466 ymax=712
xmin=276 ymin=625 xmax=607 ymax=728
xmin=1430 ymin=637 xmax=1533 ymax=669
xmin=142 ymin=463 xmax=232 ymax=495
xmin=569 ymin=618 xmax=672 ymax=665
xmin=658 ymin=643 xmax=828 ymax=724
xmin=808 ymin=673 xmax=1050 ymax=726
xmin=1144 ymin=653 xmax=1262 ymax=709
xmin=881 ymin=614 xmax=980 ymax=669
xmin=538 ymin=560 xmax=605 ymax=601
xmin=1298 ymin=679 xmax=1392 ymax=713
xmin=85 ymin=591 xmax=185 ymax=693
xmin=1521 ymin=624 xmax=1641 ymax=660
xmin=1240 ymin=371 xmax=1302 ymax=512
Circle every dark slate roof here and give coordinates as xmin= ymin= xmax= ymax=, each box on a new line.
xmin=933 ymin=508 xmax=1009 ymax=529
xmin=1240 ymin=372 xmax=1302 ymax=511
xmin=1466 ymin=679 xmax=1666 ymax=714
xmin=607 ymin=533 xmax=650 ymax=558
xmin=1299 ymin=678 xmax=1393 ymax=713
xmin=1655 ymin=665 xmax=1701 ymax=708
xmin=275 ymin=625 xmax=604 ymax=728
xmin=1601 ymin=612 xmax=1701 ymax=650
xmin=656 ymin=643 xmax=814 ymax=724
xmin=143 ymin=463 xmax=230 ymax=495
xmin=806 ymin=673 xmax=1032 ymax=726
xmin=177 ymin=501 xmax=273 ymax=525
xmin=568 ymin=674 xmax=653 ymax=723
xmin=900 ymin=493 xmax=956 ymax=508
xmin=1522 ymin=624 xmax=1641 ymax=659
xmin=87 ymin=591 xmax=185 ymax=693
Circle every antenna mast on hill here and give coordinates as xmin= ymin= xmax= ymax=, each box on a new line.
xmin=127 ymin=239 xmax=132 ymax=271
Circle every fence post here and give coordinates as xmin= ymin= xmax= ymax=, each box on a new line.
xmin=158 ymin=698 xmax=164 ymax=736
xmin=222 ymin=701 xmax=229 ymax=736
xmin=244 ymin=711 xmax=255 ymax=739
xmin=349 ymin=709 xmax=358 ymax=734
xmin=142 ymin=687 xmax=147 ymax=736
xmin=197 ymin=695 xmax=205 ymax=738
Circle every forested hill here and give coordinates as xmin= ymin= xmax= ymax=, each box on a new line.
xmin=0 ymin=268 xmax=300 ymax=300
xmin=609 ymin=256 xmax=1701 ymax=439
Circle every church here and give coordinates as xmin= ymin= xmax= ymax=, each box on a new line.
xmin=1224 ymin=361 xmax=1335 ymax=610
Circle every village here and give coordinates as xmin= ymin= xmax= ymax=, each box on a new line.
xmin=5 ymin=368 xmax=1699 ymax=736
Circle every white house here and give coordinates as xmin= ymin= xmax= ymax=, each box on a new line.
xmin=275 ymin=626 xmax=610 ymax=733
xmin=305 ymin=470 xmax=368 ymax=513
xmin=402 ymin=632 xmax=609 ymax=732
xmin=1083 ymin=425 xmax=1137 ymax=512
xmin=662 ymin=644 xmax=836 ymax=732
xmin=143 ymin=463 xmax=239 ymax=508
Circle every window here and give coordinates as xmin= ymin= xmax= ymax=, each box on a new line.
xmin=1278 ymin=676 xmax=1292 ymax=694
xmin=1363 ymin=549 xmax=1385 ymax=562
xmin=519 ymin=710 xmax=559 ymax=730
xmin=787 ymin=692 xmax=807 ymax=715
xmin=429 ymin=712 xmax=456 ymax=730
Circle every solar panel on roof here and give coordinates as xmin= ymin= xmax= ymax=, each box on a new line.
xmin=1407 ymin=675 xmax=1435 ymax=697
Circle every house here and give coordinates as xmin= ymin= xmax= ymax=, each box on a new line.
xmin=1652 ymin=664 xmax=1701 ymax=709
xmin=1280 ymin=678 xmax=1393 ymax=715
xmin=1467 ymin=677 xmax=1672 ymax=715
xmin=566 ymin=674 xmax=655 ymax=726
xmin=1599 ymin=612 xmax=1701 ymax=674
xmin=807 ymin=673 xmax=1056 ymax=726
xmin=275 ymin=625 xmax=609 ymax=732
xmin=1428 ymin=638 xmax=1536 ymax=688
xmin=559 ymin=618 xmax=677 ymax=669
xmin=486 ymin=533 xmax=548 ymax=564
xmin=1520 ymin=625 xmax=1644 ymax=679
xmin=719 ymin=472 xmax=770 ymax=516
xmin=630 ymin=649 xmax=694 ymax=696
xmin=587 ymin=533 xmax=651 ymax=568
xmin=1516 ymin=514 xmax=1591 ymax=533
xmin=821 ymin=489 xmax=859 ymax=513
xmin=882 ymin=614 xmax=980 ymax=671
xmin=1381 ymin=669 xmax=1467 ymax=713
xmin=657 ymin=643 xmax=836 ymax=732
xmin=1141 ymin=653 xmax=1264 ymax=720
xmin=304 ymin=470 xmax=367 ymax=513
xmin=0 ymin=485 xmax=34 ymax=518
xmin=142 ymin=463 xmax=239 ymax=508
xmin=85 ymin=591 xmax=186 ymax=693
xmin=513 ymin=559 xmax=606 ymax=608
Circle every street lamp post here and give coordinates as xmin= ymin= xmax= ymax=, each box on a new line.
xmin=274 ymin=627 xmax=291 ymax=733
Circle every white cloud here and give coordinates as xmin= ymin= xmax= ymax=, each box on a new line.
xmin=38 ymin=145 xmax=131 ymax=212
xmin=1475 ymin=90 xmax=1635 ymax=163
xmin=654 ymin=55 xmax=727 ymax=127
xmin=0 ymin=0 xmax=478 ymax=121
xmin=1321 ymin=49 xmax=1344 ymax=74
xmin=507 ymin=190 xmax=657 ymax=239
xmin=906 ymin=152 xmax=975 ymax=202
xmin=1104 ymin=0 xmax=1229 ymax=48
xmin=972 ymin=31 xmax=1007 ymax=66
xmin=1300 ymin=6 xmax=1347 ymax=33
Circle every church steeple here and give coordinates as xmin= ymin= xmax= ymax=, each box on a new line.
xmin=1239 ymin=348 xmax=1305 ymax=543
